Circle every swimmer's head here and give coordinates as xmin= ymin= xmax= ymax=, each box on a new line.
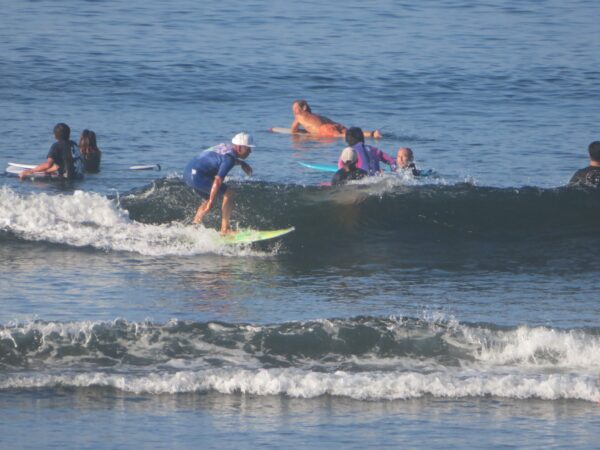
xmin=292 ymin=100 xmax=311 ymax=114
xmin=396 ymin=147 xmax=414 ymax=169
xmin=589 ymin=141 xmax=600 ymax=163
xmin=79 ymin=129 xmax=98 ymax=151
xmin=345 ymin=127 xmax=364 ymax=147
xmin=53 ymin=123 xmax=70 ymax=141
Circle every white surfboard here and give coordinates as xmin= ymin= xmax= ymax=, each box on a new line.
xmin=269 ymin=127 xmax=308 ymax=135
xmin=129 ymin=164 xmax=161 ymax=171
xmin=8 ymin=162 xmax=36 ymax=169
xmin=5 ymin=165 xmax=53 ymax=178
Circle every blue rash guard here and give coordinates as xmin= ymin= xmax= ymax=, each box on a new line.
xmin=183 ymin=144 xmax=238 ymax=198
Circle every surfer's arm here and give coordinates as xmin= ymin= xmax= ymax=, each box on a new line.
xmin=379 ymin=150 xmax=397 ymax=171
xmin=290 ymin=118 xmax=302 ymax=133
xmin=19 ymin=158 xmax=54 ymax=179
xmin=238 ymin=160 xmax=253 ymax=176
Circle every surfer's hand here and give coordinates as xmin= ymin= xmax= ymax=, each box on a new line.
xmin=19 ymin=170 xmax=30 ymax=180
xmin=241 ymin=162 xmax=253 ymax=176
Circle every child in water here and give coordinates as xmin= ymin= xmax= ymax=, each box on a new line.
xmin=79 ymin=129 xmax=102 ymax=173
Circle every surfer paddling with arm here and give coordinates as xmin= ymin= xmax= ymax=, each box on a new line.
xmin=338 ymin=127 xmax=395 ymax=175
xmin=291 ymin=100 xmax=382 ymax=139
xmin=19 ymin=123 xmax=84 ymax=180
xmin=183 ymin=132 xmax=254 ymax=233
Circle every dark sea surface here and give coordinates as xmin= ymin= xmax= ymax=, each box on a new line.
xmin=1 ymin=0 xmax=600 ymax=448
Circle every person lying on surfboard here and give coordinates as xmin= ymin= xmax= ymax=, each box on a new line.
xmin=183 ymin=132 xmax=254 ymax=233
xmin=337 ymin=127 xmax=395 ymax=175
xmin=19 ymin=123 xmax=84 ymax=180
xmin=290 ymin=100 xmax=382 ymax=139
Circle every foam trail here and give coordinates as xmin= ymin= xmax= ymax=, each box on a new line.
xmin=0 ymin=187 xmax=260 ymax=256
xmin=1 ymin=369 xmax=598 ymax=402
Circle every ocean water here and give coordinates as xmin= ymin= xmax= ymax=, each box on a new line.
xmin=1 ymin=0 xmax=600 ymax=448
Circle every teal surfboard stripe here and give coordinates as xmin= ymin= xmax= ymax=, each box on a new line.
xmin=298 ymin=162 xmax=338 ymax=173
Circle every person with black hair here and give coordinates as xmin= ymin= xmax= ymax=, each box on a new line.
xmin=331 ymin=147 xmax=368 ymax=185
xmin=569 ymin=141 xmax=600 ymax=188
xmin=338 ymin=127 xmax=395 ymax=175
xmin=79 ymin=129 xmax=102 ymax=173
xmin=19 ymin=123 xmax=84 ymax=180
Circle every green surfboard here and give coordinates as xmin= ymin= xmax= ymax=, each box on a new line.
xmin=219 ymin=227 xmax=295 ymax=245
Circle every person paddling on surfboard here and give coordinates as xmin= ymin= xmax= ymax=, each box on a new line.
xmin=19 ymin=123 xmax=84 ymax=180
xmin=331 ymin=147 xmax=367 ymax=185
xmin=337 ymin=127 xmax=395 ymax=175
xmin=183 ymin=132 xmax=254 ymax=233
xmin=290 ymin=100 xmax=382 ymax=139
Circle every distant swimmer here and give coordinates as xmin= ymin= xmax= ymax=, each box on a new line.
xmin=19 ymin=123 xmax=84 ymax=180
xmin=79 ymin=129 xmax=102 ymax=173
xmin=396 ymin=147 xmax=423 ymax=176
xmin=290 ymin=100 xmax=382 ymax=139
xmin=183 ymin=132 xmax=254 ymax=233
xmin=569 ymin=141 xmax=600 ymax=188
xmin=331 ymin=147 xmax=368 ymax=185
xmin=337 ymin=127 xmax=395 ymax=175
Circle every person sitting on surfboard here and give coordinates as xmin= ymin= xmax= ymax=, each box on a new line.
xmin=19 ymin=123 xmax=84 ymax=180
xmin=337 ymin=127 xmax=396 ymax=175
xmin=79 ymin=129 xmax=102 ymax=173
xmin=290 ymin=100 xmax=382 ymax=139
xmin=183 ymin=132 xmax=254 ymax=233
xmin=331 ymin=147 xmax=368 ymax=185
xmin=569 ymin=141 xmax=600 ymax=188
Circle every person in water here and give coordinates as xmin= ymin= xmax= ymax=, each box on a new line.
xmin=79 ymin=129 xmax=102 ymax=173
xmin=19 ymin=123 xmax=84 ymax=180
xmin=396 ymin=147 xmax=423 ymax=176
xmin=331 ymin=147 xmax=368 ymax=185
xmin=569 ymin=141 xmax=600 ymax=188
xmin=183 ymin=132 xmax=254 ymax=233
xmin=291 ymin=100 xmax=382 ymax=139
xmin=337 ymin=127 xmax=396 ymax=175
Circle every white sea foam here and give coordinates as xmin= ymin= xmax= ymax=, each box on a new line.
xmin=460 ymin=325 xmax=600 ymax=369
xmin=1 ymin=368 xmax=598 ymax=402
xmin=0 ymin=187 xmax=263 ymax=256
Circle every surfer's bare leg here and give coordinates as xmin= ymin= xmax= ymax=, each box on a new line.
xmin=220 ymin=189 xmax=235 ymax=233
xmin=193 ymin=200 xmax=210 ymax=224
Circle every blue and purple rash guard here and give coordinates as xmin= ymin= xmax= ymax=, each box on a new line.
xmin=337 ymin=143 xmax=396 ymax=175
xmin=183 ymin=143 xmax=238 ymax=197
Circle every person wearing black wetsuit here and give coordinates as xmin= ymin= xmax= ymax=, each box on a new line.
xmin=396 ymin=147 xmax=423 ymax=176
xmin=79 ymin=129 xmax=102 ymax=173
xmin=569 ymin=141 xmax=600 ymax=188
xmin=331 ymin=147 xmax=368 ymax=185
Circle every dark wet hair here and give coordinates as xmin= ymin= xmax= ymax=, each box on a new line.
xmin=53 ymin=123 xmax=70 ymax=141
xmin=589 ymin=141 xmax=600 ymax=162
xmin=345 ymin=127 xmax=364 ymax=147
xmin=79 ymin=129 xmax=99 ymax=153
